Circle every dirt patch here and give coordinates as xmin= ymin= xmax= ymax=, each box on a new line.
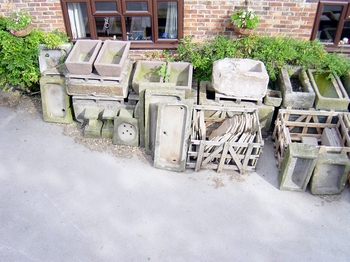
xmin=290 ymin=77 xmax=304 ymax=92
xmin=0 ymin=90 xmax=42 ymax=115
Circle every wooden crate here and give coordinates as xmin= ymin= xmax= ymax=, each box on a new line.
xmin=272 ymin=108 xmax=350 ymax=170
xmin=186 ymin=105 xmax=264 ymax=173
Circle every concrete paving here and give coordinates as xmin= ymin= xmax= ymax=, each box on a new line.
xmin=0 ymin=92 xmax=350 ymax=262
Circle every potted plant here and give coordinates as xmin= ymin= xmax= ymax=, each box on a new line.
xmin=230 ymin=8 xmax=259 ymax=35
xmin=5 ymin=11 xmax=34 ymax=37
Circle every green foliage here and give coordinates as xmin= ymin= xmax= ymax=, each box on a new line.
xmin=175 ymin=34 xmax=350 ymax=82
xmin=230 ymin=8 xmax=259 ymax=29
xmin=0 ymin=28 xmax=69 ymax=91
xmin=157 ymin=63 xmax=170 ymax=82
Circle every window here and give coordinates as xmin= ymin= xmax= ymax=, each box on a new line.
xmin=60 ymin=0 xmax=183 ymax=48
xmin=311 ymin=0 xmax=350 ymax=52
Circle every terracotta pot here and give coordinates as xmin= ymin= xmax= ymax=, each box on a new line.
xmin=233 ymin=26 xmax=254 ymax=35
xmin=13 ymin=24 xmax=35 ymax=37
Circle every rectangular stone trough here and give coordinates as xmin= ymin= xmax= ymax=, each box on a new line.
xmin=166 ymin=62 xmax=193 ymax=98
xmin=132 ymin=60 xmax=166 ymax=94
xmin=307 ymin=69 xmax=350 ymax=111
xmin=65 ymin=40 xmax=102 ymax=75
xmin=94 ymin=40 xmax=130 ymax=77
xmin=278 ymin=66 xmax=315 ymax=109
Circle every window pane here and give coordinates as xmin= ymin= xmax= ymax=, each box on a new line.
xmin=95 ymin=2 xmax=118 ymax=12
xmin=95 ymin=17 xmax=122 ymax=38
xmin=67 ymin=2 xmax=90 ymax=39
xmin=125 ymin=17 xmax=151 ymax=40
xmin=340 ymin=21 xmax=350 ymax=45
xmin=316 ymin=5 xmax=343 ymax=43
xmin=126 ymin=2 xmax=148 ymax=11
xmin=157 ymin=2 xmax=177 ymax=39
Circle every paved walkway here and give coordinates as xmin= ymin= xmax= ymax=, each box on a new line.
xmin=0 ymin=92 xmax=349 ymax=261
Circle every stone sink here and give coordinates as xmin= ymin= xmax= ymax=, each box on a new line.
xmin=212 ymin=58 xmax=269 ymax=100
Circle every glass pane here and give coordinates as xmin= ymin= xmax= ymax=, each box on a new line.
xmin=125 ymin=17 xmax=151 ymax=40
xmin=67 ymin=2 xmax=90 ymax=39
xmin=157 ymin=2 xmax=177 ymax=39
xmin=95 ymin=2 xmax=117 ymax=12
xmin=340 ymin=21 xmax=350 ymax=45
xmin=126 ymin=2 xmax=148 ymax=11
xmin=95 ymin=17 xmax=122 ymax=38
xmin=316 ymin=5 xmax=343 ymax=43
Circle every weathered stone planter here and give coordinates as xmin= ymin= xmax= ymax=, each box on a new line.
xmin=94 ymin=40 xmax=130 ymax=77
xmin=307 ymin=69 xmax=350 ymax=111
xmin=212 ymin=58 xmax=269 ymax=100
xmin=38 ymin=43 xmax=73 ymax=74
xmin=166 ymin=62 xmax=193 ymax=97
xmin=132 ymin=60 xmax=166 ymax=94
xmin=65 ymin=40 xmax=102 ymax=75
xmin=278 ymin=66 xmax=315 ymax=109
xmin=264 ymin=89 xmax=282 ymax=107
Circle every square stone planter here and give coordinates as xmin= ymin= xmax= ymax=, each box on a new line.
xmin=166 ymin=62 xmax=193 ymax=97
xmin=212 ymin=58 xmax=269 ymax=100
xmin=38 ymin=43 xmax=73 ymax=74
xmin=94 ymin=40 xmax=130 ymax=77
xmin=278 ymin=66 xmax=315 ymax=109
xmin=307 ymin=69 xmax=350 ymax=111
xmin=264 ymin=89 xmax=282 ymax=107
xmin=132 ymin=60 xmax=166 ymax=94
xmin=65 ymin=40 xmax=102 ymax=75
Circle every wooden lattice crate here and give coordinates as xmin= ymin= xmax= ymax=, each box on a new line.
xmin=186 ymin=105 xmax=264 ymax=173
xmin=272 ymin=108 xmax=350 ymax=169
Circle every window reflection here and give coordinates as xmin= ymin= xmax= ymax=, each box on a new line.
xmin=95 ymin=2 xmax=117 ymax=12
xmin=316 ymin=5 xmax=343 ymax=44
xmin=157 ymin=2 xmax=177 ymax=39
xmin=126 ymin=2 xmax=148 ymax=11
xmin=95 ymin=17 xmax=122 ymax=39
xmin=67 ymin=2 xmax=90 ymax=39
xmin=125 ymin=17 xmax=151 ymax=40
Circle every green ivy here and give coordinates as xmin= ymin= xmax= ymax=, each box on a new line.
xmin=0 ymin=28 xmax=69 ymax=92
xmin=175 ymin=34 xmax=350 ymax=82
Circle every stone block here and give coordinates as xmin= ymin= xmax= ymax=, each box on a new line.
xmin=40 ymin=75 xmax=73 ymax=124
xmin=65 ymin=40 xmax=102 ymax=75
xmin=132 ymin=60 xmax=166 ymax=94
xmin=66 ymin=59 xmax=132 ymax=98
xmin=101 ymin=109 xmax=116 ymax=139
xmin=279 ymin=143 xmax=318 ymax=191
xmin=83 ymin=108 xmax=102 ymax=138
xmin=307 ymin=69 xmax=350 ymax=111
xmin=154 ymin=100 xmax=193 ymax=172
xmin=321 ymin=128 xmax=342 ymax=147
xmin=301 ymin=136 xmax=318 ymax=146
xmin=113 ymin=114 xmax=139 ymax=147
xmin=310 ymin=152 xmax=350 ymax=195
xmin=212 ymin=58 xmax=269 ymax=100
xmin=94 ymin=40 xmax=130 ymax=77
xmin=278 ymin=66 xmax=315 ymax=109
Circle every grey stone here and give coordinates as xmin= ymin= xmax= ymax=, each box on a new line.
xmin=301 ymin=136 xmax=318 ymax=146
xmin=167 ymin=62 xmax=193 ymax=98
xmin=321 ymin=128 xmax=342 ymax=147
xmin=113 ymin=116 xmax=139 ymax=147
xmin=84 ymin=119 xmax=103 ymax=138
xmin=39 ymin=43 xmax=73 ymax=74
xmin=212 ymin=58 xmax=269 ymax=100
xmin=264 ymin=89 xmax=282 ymax=107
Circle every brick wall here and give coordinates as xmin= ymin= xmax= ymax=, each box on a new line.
xmin=184 ymin=0 xmax=319 ymax=40
xmin=0 ymin=0 xmax=318 ymax=40
xmin=0 ymin=0 xmax=65 ymax=33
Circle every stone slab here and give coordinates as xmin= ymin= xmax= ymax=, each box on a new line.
xmin=113 ymin=116 xmax=139 ymax=147
xmin=153 ymin=100 xmax=193 ymax=172
xmin=84 ymin=119 xmax=103 ymax=138
xmin=40 ymin=75 xmax=73 ymax=124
